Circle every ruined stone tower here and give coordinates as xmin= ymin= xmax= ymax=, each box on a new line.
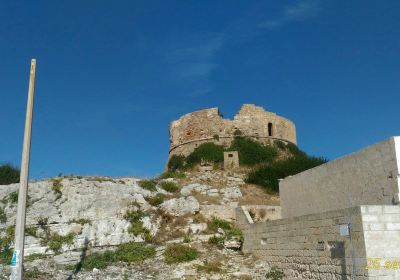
xmin=169 ymin=104 xmax=296 ymax=157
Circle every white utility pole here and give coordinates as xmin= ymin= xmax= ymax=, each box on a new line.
xmin=11 ymin=59 xmax=37 ymax=280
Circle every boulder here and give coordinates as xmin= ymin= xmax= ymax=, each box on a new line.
xmin=224 ymin=238 xmax=242 ymax=250
xmin=180 ymin=183 xmax=210 ymax=196
xmin=220 ymin=187 xmax=242 ymax=199
xmin=161 ymin=196 xmax=200 ymax=216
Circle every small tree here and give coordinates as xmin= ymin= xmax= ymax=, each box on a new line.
xmin=0 ymin=164 xmax=20 ymax=185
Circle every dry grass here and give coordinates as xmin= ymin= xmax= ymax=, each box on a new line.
xmin=239 ymin=184 xmax=279 ymax=206
xmin=192 ymin=193 xmax=221 ymax=205
xmin=153 ymin=210 xmax=190 ymax=243
xmin=192 ymin=213 xmax=207 ymax=224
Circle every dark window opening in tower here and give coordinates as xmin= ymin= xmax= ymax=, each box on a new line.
xmin=268 ymin=123 xmax=273 ymax=137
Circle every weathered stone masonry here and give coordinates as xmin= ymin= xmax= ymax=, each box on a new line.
xmin=238 ymin=137 xmax=400 ymax=279
xmin=169 ymin=104 xmax=297 ymax=157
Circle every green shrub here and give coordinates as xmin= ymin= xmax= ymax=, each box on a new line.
xmin=25 ymin=226 xmax=38 ymax=237
xmin=0 ymin=225 xmax=15 ymax=248
xmin=265 ymin=267 xmax=285 ymax=280
xmin=124 ymin=210 xmax=144 ymax=224
xmin=160 ymin=171 xmax=186 ymax=179
xmin=25 ymin=253 xmax=46 ymax=262
xmin=213 ymin=134 xmax=220 ymax=141
xmin=246 ymin=154 xmax=327 ymax=192
xmin=51 ymin=178 xmax=63 ymax=200
xmin=228 ymin=136 xmax=278 ymax=166
xmin=208 ymin=236 xmax=225 ymax=249
xmin=225 ymin=227 xmax=243 ymax=241
xmin=138 ymin=180 xmax=157 ymax=192
xmin=164 ymin=244 xmax=198 ymax=264
xmin=145 ymin=194 xmax=165 ymax=206
xmin=160 ymin=181 xmax=180 ymax=193
xmin=0 ymin=249 xmax=12 ymax=264
xmin=233 ymin=129 xmax=243 ymax=136
xmin=208 ymin=217 xmax=232 ymax=232
xmin=81 ymin=250 xmax=117 ymax=270
xmin=41 ymin=232 xmax=75 ymax=254
xmin=186 ymin=142 xmax=224 ymax=167
xmin=8 ymin=191 xmax=18 ymax=204
xmin=123 ymin=210 xmax=151 ymax=237
xmin=167 ymin=155 xmax=186 ymax=171
xmin=80 ymin=242 xmax=155 ymax=270
xmin=0 ymin=164 xmax=20 ymax=185
xmin=207 ymin=217 xmax=243 ymax=247
xmin=117 ymin=242 xmax=156 ymax=262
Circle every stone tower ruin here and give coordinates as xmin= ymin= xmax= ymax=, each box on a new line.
xmin=169 ymin=104 xmax=297 ymax=158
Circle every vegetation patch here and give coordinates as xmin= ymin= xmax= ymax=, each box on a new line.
xmin=25 ymin=226 xmax=38 ymax=238
xmin=167 ymin=137 xmax=279 ymax=171
xmin=0 ymin=249 xmax=12 ymax=265
xmin=246 ymin=147 xmax=327 ymax=192
xmin=208 ymin=236 xmax=225 ymax=249
xmin=164 ymin=243 xmax=198 ymax=264
xmin=265 ymin=267 xmax=285 ymax=280
xmin=123 ymin=210 xmax=151 ymax=237
xmin=0 ymin=207 xmax=6 ymax=223
xmin=197 ymin=260 xmax=224 ymax=274
xmin=167 ymin=155 xmax=186 ymax=171
xmin=7 ymin=191 xmax=19 ymax=204
xmin=186 ymin=143 xmax=225 ymax=168
xmin=118 ymin=242 xmax=156 ymax=262
xmin=207 ymin=217 xmax=243 ymax=248
xmin=138 ymin=180 xmax=157 ymax=192
xmin=208 ymin=217 xmax=232 ymax=232
xmin=24 ymin=267 xmax=48 ymax=279
xmin=0 ymin=163 xmax=20 ymax=185
xmin=25 ymin=253 xmax=47 ymax=262
xmin=51 ymin=178 xmax=63 ymax=200
xmin=0 ymin=225 xmax=15 ymax=264
xmin=160 ymin=181 xmax=180 ymax=193
xmin=228 ymin=136 xmax=278 ymax=166
xmin=145 ymin=194 xmax=165 ymax=206
xmin=41 ymin=232 xmax=76 ymax=254
xmin=80 ymin=242 xmax=156 ymax=270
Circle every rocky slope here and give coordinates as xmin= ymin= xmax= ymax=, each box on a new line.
xmin=0 ymin=171 xmax=278 ymax=280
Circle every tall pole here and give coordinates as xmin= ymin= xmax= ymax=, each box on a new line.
xmin=11 ymin=59 xmax=37 ymax=280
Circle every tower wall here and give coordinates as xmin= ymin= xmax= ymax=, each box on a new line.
xmin=169 ymin=104 xmax=297 ymax=157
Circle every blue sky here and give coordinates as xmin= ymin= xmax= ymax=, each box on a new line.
xmin=1 ymin=0 xmax=399 ymax=179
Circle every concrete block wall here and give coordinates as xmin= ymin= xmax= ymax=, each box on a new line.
xmin=237 ymin=206 xmax=368 ymax=280
xmin=361 ymin=205 xmax=400 ymax=279
xmin=280 ymin=137 xmax=400 ymax=219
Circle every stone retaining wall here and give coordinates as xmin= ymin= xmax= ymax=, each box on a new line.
xmin=280 ymin=137 xmax=400 ymax=219
xmin=237 ymin=205 xmax=400 ymax=279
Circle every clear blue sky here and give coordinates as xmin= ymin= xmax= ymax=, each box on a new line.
xmin=1 ymin=0 xmax=399 ymax=179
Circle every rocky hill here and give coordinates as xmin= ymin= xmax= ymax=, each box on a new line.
xmin=0 ymin=171 xmax=278 ymax=280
